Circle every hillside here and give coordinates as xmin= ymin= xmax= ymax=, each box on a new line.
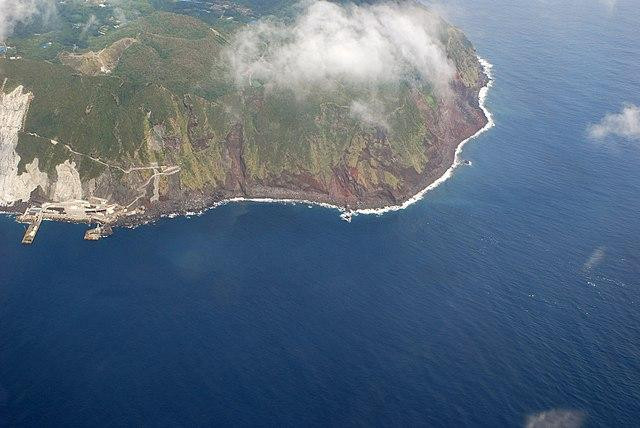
xmin=0 ymin=0 xmax=489 ymax=229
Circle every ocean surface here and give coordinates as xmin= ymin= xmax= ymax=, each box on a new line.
xmin=1 ymin=0 xmax=639 ymax=426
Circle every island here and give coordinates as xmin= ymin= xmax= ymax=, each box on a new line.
xmin=0 ymin=0 xmax=491 ymax=242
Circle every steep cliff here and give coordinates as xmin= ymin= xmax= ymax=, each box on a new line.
xmin=0 ymin=1 xmax=490 ymax=224
xmin=0 ymin=84 xmax=48 ymax=205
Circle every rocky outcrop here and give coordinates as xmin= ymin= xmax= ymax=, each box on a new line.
xmin=51 ymin=160 xmax=83 ymax=202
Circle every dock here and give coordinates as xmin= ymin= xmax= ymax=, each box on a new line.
xmin=16 ymin=199 xmax=122 ymax=243
xmin=21 ymin=215 xmax=42 ymax=245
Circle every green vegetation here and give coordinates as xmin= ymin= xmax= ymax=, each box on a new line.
xmin=9 ymin=0 xmax=154 ymax=59
xmin=15 ymin=133 xmax=72 ymax=177
xmin=1 ymin=0 xmax=486 ymax=208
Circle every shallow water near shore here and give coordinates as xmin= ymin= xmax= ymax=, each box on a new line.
xmin=1 ymin=0 xmax=640 ymax=426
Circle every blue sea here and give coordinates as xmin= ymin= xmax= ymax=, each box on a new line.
xmin=1 ymin=0 xmax=639 ymax=426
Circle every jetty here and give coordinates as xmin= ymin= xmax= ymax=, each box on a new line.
xmin=17 ymin=198 xmax=123 ymax=244
xmin=21 ymin=211 xmax=42 ymax=244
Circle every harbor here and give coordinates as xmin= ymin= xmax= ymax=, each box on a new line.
xmin=18 ymin=197 xmax=127 ymax=244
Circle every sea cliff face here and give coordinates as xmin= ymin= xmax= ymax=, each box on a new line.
xmin=0 ymin=2 xmax=490 ymax=226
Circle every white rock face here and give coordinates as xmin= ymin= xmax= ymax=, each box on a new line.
xmin=0 ymin=86 xmax=49 ymax=205
xmin=51 ymin=160 xmax=83 ymax=202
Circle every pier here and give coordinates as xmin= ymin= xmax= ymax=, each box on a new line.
xmin=17 ymin=198 xmax=122 ymax=243
xmin=21 ymin=213 xmax=42 ymax=245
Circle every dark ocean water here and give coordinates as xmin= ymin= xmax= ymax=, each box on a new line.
xmin=1 ymin=0 xmax=639 ymax=426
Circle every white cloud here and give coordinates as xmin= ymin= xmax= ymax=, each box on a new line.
xmin=0 ymin=0 xmax=56 ymax=41
xmin=588 ymin=104 xmax=640 ymax=140
xmin=227 ymin=1 xmax=454 ymax=95
xmin=80 ymin=14 xmax=98 ymax=38
xmin=349 ymin=99 xmax=389 ymax=129
xmin=107 ymin=0 xmax=140 ymax=26
xmin=526 ymin=409 xmax=585 ymax=428
xmin=599 ymin=0 xmax=617 ymax=11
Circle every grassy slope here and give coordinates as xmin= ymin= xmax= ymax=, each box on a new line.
xmin=2 ymin=1 xmax=484 ymax=200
